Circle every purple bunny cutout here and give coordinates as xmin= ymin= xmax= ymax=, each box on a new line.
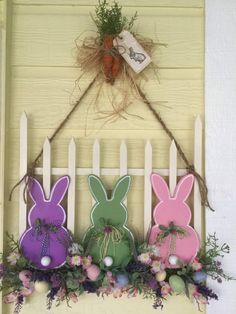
xmin=19 ymin=176 xmax=71 ymax=270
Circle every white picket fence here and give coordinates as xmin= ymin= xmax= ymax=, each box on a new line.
xmin=18 ymin=112 xmax=203 ymax=240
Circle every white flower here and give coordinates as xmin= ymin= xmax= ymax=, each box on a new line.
xmin=137 ymin=252 xmax=152 ymax=265
xmin=7 ymin=252 xmax=20 ymax=265
xmin=68 ymin=243 xmax=83 ymax=255
xmin=148 ymin=245 xmax=160 ymax=257
xmin=151 ymin=260 xmax=162 ymax=273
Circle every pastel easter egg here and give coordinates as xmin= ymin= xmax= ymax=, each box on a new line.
xmin=116 ymin=274 xmax=129 ymax=288
xmin=155 ymin=270 xmax=167 ymax=282
xmin=103 ymin=256 xmax=113 ymax=267
xmin=86 ymin=264 xmax=101 ymax=281
xmin=34 ymin=281 xmax=50 ymax=293
xmin=168 ymin=255 xmax=179 ymax=266
xmin=169 ymin=275 xmax=186 ymax=294
xmin=41 ymin=256 xmax=52 ymax=267
xmin=193 ymin=271 xmax=207 ymax=284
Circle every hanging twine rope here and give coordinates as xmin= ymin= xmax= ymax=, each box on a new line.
xmin=9 ymin=72 xmax=213 ymax=211
xmin=135 ymin=84 xmax=213 ymax=211
xmin=9 ymin=73 xmax=99 ymax=202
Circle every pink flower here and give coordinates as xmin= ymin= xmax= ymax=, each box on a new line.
xmin=82 ymin=256 xmax=92 ymax=269
xmin=70 ymin=255 xmax=82 ymax=266
xmin=193 ymin=291 xmax=208 ymax=304
xmin=151 ymin=260 xmax=163 ymax=273
xmin=189 ymin=284 xmax=208 ymax=305
xmin=7 ymin=252 xmax=20 ymax=265
xmin=160 ymin=282 xmax=172 ymax=296
xmin=68 ymin=292 xmax=78 ymax=303
xmin=3 ymin=292 xmax=18 ymax=304
xmin=106 ymin=271 xmax=116 ymax=284
xmin=20 ymin=286 xmax=33 ymax=297
xmin=191 ymin=258 xmax=203 ymax=271
xmin=127 ymin=287 xmax=139 ymax=298
xmin=19 ymin=270 xmax=32 ymax=288
xmin=56 ymin=288 xmax=66 ymax=301
xmin=112 ymin=288 xmax=123 ymax=298
xmin=137 ymin=252 xmax=152 ymax=265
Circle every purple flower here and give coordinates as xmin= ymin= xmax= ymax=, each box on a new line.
xmin=82 ymin=281 xmax=97 ymax=293
xmin=217 ymin=277 xmax=222 ymax=284
xmin=50 ymin=274 xmax=61 ymax=288
xmin=0 ymin=263 xmax=5 ymax=278
xmin=148 ymin=278 xmax=158 ymax=290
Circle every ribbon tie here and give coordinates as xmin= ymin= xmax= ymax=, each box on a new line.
xmin=33 ymin=218 xmax=60 ymax=257
xmin=156 ymin=222 xmax=188 ymax=257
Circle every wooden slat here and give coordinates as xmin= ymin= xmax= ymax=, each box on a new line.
xmin=13 ymin=0 xmax=204 ymax=8
xmin=19 ymin=112 xmax=28 ymax=235
xmin=43 ymin=137 xmax=51 ymax=198
xmin=11 ymin=6 xmax=203 ymax=69
xmin=169 ymin=140 xmax=177 ymax=196
xmin=33 ymin=167 xmax=187 ymax=177
xmin=92 ymin=139 xmax=100 ymax=205
xmin=10 ymin=70 xmax=203 ymax=131
xmin=67 ymin=137 xmax=76 ymax=233
xmin=144 ymin=141 xmax=152 ymax=239
xmin=193 ymin=115 xmax=202 ymax=239
xmin=120 ymin=140 xmax=128 ymax=206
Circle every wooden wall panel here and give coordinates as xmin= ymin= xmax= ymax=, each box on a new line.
xmin=1 ymin=0 xmax=204 ymax=313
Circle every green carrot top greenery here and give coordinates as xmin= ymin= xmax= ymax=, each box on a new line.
xmin=91 ymin=0 xmax=137 ymax=38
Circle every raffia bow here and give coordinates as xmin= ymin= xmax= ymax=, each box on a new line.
xmin=91 ymin=225 xmax=125 ymax=261
xmin=156 ymin=221 xmax=188 ymax=257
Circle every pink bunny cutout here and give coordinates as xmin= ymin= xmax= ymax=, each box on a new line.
xmin=148 ymin=173 xmax=200 ymax=267
xmin=20 ymin=176 xmax=71 ymax=269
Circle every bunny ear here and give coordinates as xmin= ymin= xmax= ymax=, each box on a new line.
xmin=28 ymin=177 xmax=45 ymax=204
xmin=50 ymin=176 xmax=70 ymax=204
xmin=174 ymin=174 xmax=194 ymax=202
xmin=111 ymin=175 xmax=131 ymax=203
xmin=151 ymin=173 xmax=170 ymax=201
xmin=88 ymin=175 xmax=107 ymax=203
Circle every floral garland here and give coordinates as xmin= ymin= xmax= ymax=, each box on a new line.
xmin=0 ymin=233 xmax=234 ymax=313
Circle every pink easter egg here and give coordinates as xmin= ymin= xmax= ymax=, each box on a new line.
xmin=86 ymin=264 xmax=101 ymax=281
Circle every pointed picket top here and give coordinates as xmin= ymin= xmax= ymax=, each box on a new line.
xmin=169 ymin=140 xmax=177 ymax=197
xmin=144 ymin=140 xmax=152 ymax=238
xmin=20 ymin=111 xmax=27 ymax=124
xmin=19 ymin=112 xmax=28 ymax=236
xmin=68 ymin=137 xmax=76 ymax=233
xmin=69 ymin=137 xmax=76 ymax=155
xmin=43 ymin=137 xmax=51 ymax=199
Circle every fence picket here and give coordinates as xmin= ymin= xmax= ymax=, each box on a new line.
xmin=169 ymin=141 xmax=177 ymax=196
xmin=19 ymin=112 xmax=28 ymax=236
xmin=67 ymin=138 xmax=76 ymax=233
xmin=194 ymin=115 xmax=203 ymax=239
xmin=92 ymin=140 xmax=100 ymax=205
xmin=120 ymin=141 xmax=128 ymax=206
xmin=43 ymin=138 xmax=51 ymax=199
xmin=17 ymin=113 xmax=202 ymax=242
xmin=144 ymin=141 xmax=152 ymax=239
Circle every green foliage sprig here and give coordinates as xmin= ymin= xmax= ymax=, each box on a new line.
xmin=91 ymin=0 xmax=137 ymax=39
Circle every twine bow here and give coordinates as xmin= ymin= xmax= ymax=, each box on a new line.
xmin=156 ymin=221 xmax=188 ymax=257
xmin=92 ymin=225 xmax=125 ymax=261
xmin=33 ymin=218 xmax=59 ymax=257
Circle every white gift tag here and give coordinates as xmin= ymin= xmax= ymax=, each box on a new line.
xmin=113 ymin=30 xmax=151 ymax=73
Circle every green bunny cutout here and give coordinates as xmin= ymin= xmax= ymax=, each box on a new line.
xmin=83 ymin=175 xmax=135 ymax=268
